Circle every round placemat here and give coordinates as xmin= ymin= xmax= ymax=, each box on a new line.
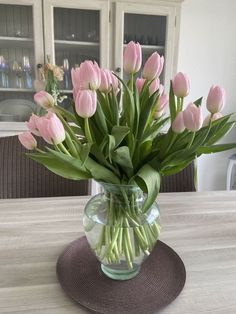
xmin=57 ymin=236 xmax=186 ymax=314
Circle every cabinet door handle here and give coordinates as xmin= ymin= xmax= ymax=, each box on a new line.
xmin=115 ymin=67 xmax=121 ymax=73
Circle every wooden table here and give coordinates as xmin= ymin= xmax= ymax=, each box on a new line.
xmin=0 ymin=191 xmax=236 ymax=314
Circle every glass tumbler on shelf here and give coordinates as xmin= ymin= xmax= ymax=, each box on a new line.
xmin=0 ymin=56 xmax=9 ymax=88
xmin=12 ymin=61 xmax=24 ymax=89
xmin=62 ymin=59 xmax=70 ymax=90
xmin=23 ymin=56 xmax=33 ymax=89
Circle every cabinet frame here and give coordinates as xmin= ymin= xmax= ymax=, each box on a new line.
xmin=43 ymin=0 xmax=110 ymax=68
xmin=114 ymin=1 xmax=178 ymax=87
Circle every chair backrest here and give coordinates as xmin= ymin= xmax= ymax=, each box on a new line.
xmin=0 ymin=136 xmax=91 ymax=198
xmin=160 ymin=162 xmax=196 ymax=192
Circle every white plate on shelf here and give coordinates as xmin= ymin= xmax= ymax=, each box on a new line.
xmin=0 ymin=99 xmax=37 ymax=121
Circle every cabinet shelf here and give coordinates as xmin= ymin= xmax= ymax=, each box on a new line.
xmin=123 ymin=43 xmax=165 ymax=51
xmin=55 ymin=40 xmax=99 ymax=51
xmin=0 ymin=88 xmax=34 ymax=92
xmin=0 ymin=36 xmax=33 ymax=48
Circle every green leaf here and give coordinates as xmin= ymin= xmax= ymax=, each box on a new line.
xmin=206 ymin=122 xmax=235 ymax=145
xmin=113 ymin=73 xmax=135 ymax=128
xmin=137 ymin=90 xmax=159 ymax=140
xmin=194 ymin=97 xmax=203 ymax=107
xmin=135 ymin=164 xmax=161 ymax=213
xmin=197 ymin=143 xmax=236 ymax=155
xmin=80 ymin=143 xmax=92 ymax=165
xmin=85 ymin=157 xmax=120 ymax=184
xmin=169 ymin=81 xmax=177 ymax=122
xmin=93 ymin=100 xmax=108 ymax=134
xmin=112 ymin=146 xmax=133 ymax=169
xmin=27 ymin=151 xmax=91 ymax=180
xmin=108 ymin=134 xmax=116 ymax=162
xmin=161 ymin=158 xmax=194 ymax=176
xmin=111 ymin=126 xmax=130 ymax=148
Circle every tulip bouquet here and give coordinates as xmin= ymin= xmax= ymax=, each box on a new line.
xmin=19 ymin=41 xmax=236 ymax=269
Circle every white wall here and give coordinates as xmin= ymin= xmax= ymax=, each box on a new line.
xmin=177 ymin=0 xmax=236 ymax=191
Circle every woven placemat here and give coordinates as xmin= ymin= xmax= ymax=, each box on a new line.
xmin=57 ymin=236 xmax=186 ymax=314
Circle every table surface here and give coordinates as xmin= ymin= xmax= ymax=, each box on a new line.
xmin=1 ymin=191 xmax=236 ymax=314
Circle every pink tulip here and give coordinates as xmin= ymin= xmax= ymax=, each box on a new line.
xmin=159 ymin=94 xmax=169 ymax=111
xmin=172 ymin=111 xmax=185 ymax=133
xmin=99 ymin=69 xmax=112 ymax=92
xmin=154 ymin=94 xmax=168 ymax=119
xmin=136 ymin=78 xmax=145 ymax=94
xmin=26 ymin=114 xmax=41 ymax=136
xmin=36 ymin=112 xmax=65 ymax=145
xmin=172 ymin=72 xmax=190 ymax=98
xmin=143 ymin=52 xmax=164 ymax=80
xmin=183 ymin=103 xmax=203 ymax=131
xmin=123 ymin=41 xmax=142 ymax=74
xmin=110 ymin=72 xmax=119 ymax=92
xmin=159 ymin=84 xmax=164 ymax=96
xmin=206 ymin=85 xmax=225 ymax=114
xmin=18 ymin=132 xmax=37 ymax=150
xmin=99 ymin=69 xmax=119 ymax=93
xmin=75 ymin=90 xmax=97 ymax=118
xmin=149 ymin=78 xmax=160 ymax=95
xmin=71 ymin=61 xmax=101 ymax=90
xmin=203 ymin=112 xmax=223 ymax=127
xmin=34 ymin=91 xmax=54 ymax=109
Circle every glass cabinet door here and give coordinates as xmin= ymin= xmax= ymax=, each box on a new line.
xmin=0 ymin=0 xmax=44 ymax=122
xmin=114 ymin=2 xmax=176 ymax=88
xmin=44 ymin=0 xmax=109 ymax=94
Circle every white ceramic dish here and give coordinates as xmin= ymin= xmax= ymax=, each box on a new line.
xmin=0 ymin=99 xmax=37 ymax=121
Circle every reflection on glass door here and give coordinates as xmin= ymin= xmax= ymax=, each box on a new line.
xmin=53 ymin=7 xmax=100 ymax=92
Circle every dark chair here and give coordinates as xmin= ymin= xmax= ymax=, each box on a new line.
xmin=0 ymin=136 xmax=91 ymax=198
xmin=160 ymin=162 xmax=196 ymax=192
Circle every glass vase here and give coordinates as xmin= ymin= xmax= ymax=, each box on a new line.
xmin=83 ymin=182 xmax=161 ymax=280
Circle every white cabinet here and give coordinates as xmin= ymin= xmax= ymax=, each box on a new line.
xmin=0 ymin=0 xmax=183 ymax=135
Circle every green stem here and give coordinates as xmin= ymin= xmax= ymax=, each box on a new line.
xmin=35 ymin=148 xmax=45 ymax=154
xmin=187 ymin=132 xmax=195 ymax=148
xmin=85 ymin=118 xmax=93 ymax=143
xmin=58 ymin=142 xmax=71 ymax=156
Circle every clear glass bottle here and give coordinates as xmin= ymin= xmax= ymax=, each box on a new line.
xmin=83 ymin=182 xmax=161 ymax=280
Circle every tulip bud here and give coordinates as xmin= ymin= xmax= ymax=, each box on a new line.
xmin=36 ymin=112 xmax=65 ymax=145
xmin=26 ymin=114 xmax=41 ymax=136
xmin=159 ymin=94 xmax=169 ymax=111
xmin=75 ymin=90 xmax=97 ymax=118
xmin=110 ymin=72 xmax=119 ymax=92
xmin=34 ymin=91 xmax=54 ymax=109
xmin=206 ymin=85 xmax=225 ymax=114
xmin=123 ymin=41 xmax=142 ymax=74
xmin=143 ymin=52 xmax=164 ymax=80
xmin=99 ymin=69 xmax=112 ymax=92
xmin=172 ymin=111 xmax=185 ymax=133
xmin=149 ymin=78 xmax=160 ymax=95
xmin=18 ymin=132 xmax=37 ymax=150
xmin=183 ymin=103 xmax=203 ymax=131
xmin=203 ymin=112 xmax=223 ymax=127
xmin=172 ymin=72 xmax=190 ymax=98
xmin=136 ymin=78 xmax=145 ymax=94
xmin=72 ymin=61 xmax=101 ymax=90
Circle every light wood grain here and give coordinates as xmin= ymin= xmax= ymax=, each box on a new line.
xmin=0 ymin=191 xmax=236 ymax=313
